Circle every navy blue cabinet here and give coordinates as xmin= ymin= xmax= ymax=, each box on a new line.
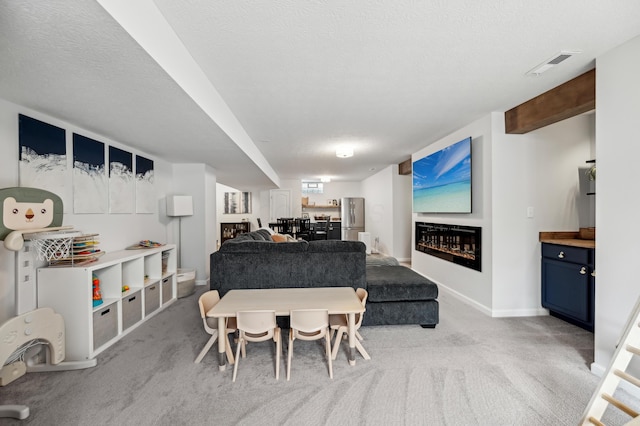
xmin=541 ymin=243 xmax=595 ymax=332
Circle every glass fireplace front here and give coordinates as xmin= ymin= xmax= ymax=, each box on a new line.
xmin=415 ymin=222 xmax=482 ymax=271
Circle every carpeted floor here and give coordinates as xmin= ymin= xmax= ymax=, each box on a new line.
xmin=1 ymin=285 xmax=635 ymax=425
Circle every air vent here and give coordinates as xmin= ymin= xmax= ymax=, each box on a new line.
xmin=526 ymin=50 xmax=581 ymax=76
xmin=548 ymin=54 xmax=573 ymax=65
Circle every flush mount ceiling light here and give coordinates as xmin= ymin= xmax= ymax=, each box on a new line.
xmin=336 ymin=146 xmax=354 ymax=158
xmin=320 ymin=177 xmax=331 ymax=183
xmin=525 ymin=50 xmax=581 ymax=76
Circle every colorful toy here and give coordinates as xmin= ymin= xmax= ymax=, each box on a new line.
xmin=122 ymin=285 xmax=130 ymax=293
xmin=92 ymin=274 xmax=103 ymax=307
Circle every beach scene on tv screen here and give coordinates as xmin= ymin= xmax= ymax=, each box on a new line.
xmin=413 ymin=137 xmax=471 ymax=213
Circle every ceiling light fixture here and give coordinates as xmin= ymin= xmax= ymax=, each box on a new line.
xmin=525 ymin=50 xmax=581 ymax=76
xmin=336 ymin=146 xmax=354 ymax=158
xmin=320 ymin=177 xmax=331 ymax=183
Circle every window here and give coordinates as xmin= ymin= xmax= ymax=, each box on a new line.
xmin=302 ymin=182 xmax=323 ymax=194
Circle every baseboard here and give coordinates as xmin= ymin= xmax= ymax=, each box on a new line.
xmin=590 ymin=362 xmax=605 ymax=377
xmin=409 ymin=272 xmax=493 ymax=317
xmin=438 ymin=284 xmax=493 ymax=317
xmin=491 ymin=307 xmax=549 ymax=318
xmin=410 ymin=270 xmax=546 ymax=318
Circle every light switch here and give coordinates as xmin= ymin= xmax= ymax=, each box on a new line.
xmin=527 ymin=207 xmax=534 ymax=218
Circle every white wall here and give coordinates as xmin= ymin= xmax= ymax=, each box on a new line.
xmin=362 ymin=166 xmax=395 ymax=255
xmin=411 ymin=111 xmax=593 ymax=316
xmin=593 ymin=34 xmax=640 ymax=377
xmin=360 ymin=165 xmax=412 ymax=259
xmin=392 ymin=169 xmax=412 ymax=261
xmin=204 ymin=166 xmax=217 ymax=282
xmin=0 ymin=98 xmax=178 ymax=323
xmin=491 ymin=112 xmax=594 ymax=315
xmin=172 ymin=163 xmax=215 ymax=284
xmin=412 ymin=115 xmax=494 ymax=311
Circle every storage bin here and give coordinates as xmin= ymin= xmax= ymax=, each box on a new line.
xmin=145 ymin=283 xmax=160 ymax=315
xmin=122 ymin=290 xmax=142 ymax=331
xmin=177 ymin=268 xmax=196 ymax=298
xmin=93 ymin=303 xmax=118 ymax=350
xmin=161 ymin=276 xmax=173 ymax=304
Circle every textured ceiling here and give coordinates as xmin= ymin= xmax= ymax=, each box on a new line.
xmin=2 ymin=1 xmax=640 ymax=189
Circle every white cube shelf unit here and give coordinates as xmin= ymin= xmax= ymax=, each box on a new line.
xmin=37 ymin=244 xmax=177 ymax=361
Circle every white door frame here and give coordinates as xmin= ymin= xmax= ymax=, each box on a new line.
xmin=270 ymin=189 xmax=291 ymax=222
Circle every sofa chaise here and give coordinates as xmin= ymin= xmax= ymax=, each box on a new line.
xmin=210 ymin=229 xmax=438 ymax=327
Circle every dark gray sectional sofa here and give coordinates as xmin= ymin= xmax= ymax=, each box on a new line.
xmin=210 ymin=229 xmax=438 ymax=327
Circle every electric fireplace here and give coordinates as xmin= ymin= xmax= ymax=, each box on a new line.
xmin=415 ymin=222 xmax=482 ymax=271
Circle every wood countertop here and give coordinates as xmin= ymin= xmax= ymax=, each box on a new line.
xmin=539 ymin=231 xmax=595 ymax=249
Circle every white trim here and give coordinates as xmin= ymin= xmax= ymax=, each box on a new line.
xmin=490 ymin=307 xmax=549 ymax=318
xmin=438 ymin=284 xmax=493 ymax=316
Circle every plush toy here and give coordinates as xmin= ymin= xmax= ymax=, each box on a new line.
xmin=0 ymin=187 xmax=69 ymax=251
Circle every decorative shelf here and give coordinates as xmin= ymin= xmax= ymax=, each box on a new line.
xmin=302 ymin=204 xmax=339 ymax=209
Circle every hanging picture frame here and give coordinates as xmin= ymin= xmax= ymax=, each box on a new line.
xmin=73 ymin=133 xmax=107 ymax=214
xmin=224 ymin=192 xmax=251 ymax=214
xmin=18 ymin=114 xmax=70 ymax=212
xmin=108 ymin=146 xmax=134 ymax=213
xmin=135 ymin=155 xmax=155 ymax=214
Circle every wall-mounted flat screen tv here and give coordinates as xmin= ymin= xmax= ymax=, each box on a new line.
xmin=412 ymin=136 xmax=472 ymax=213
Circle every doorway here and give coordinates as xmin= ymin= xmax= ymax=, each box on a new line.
xmin=270 ymin=189 xmax=291 ymax=222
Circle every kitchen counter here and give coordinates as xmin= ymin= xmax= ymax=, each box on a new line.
xmin=539 ymin=231 xmax=595 ymax=249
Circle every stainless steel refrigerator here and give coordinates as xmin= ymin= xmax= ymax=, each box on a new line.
xmin=340 ymin=197 xmax=365 ymax=241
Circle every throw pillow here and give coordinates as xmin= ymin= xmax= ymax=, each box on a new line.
xmin=271 ymin=233 xmax=288 ymax=242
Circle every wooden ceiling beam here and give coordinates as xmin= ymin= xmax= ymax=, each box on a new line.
xmin=399 ymin=158 xmax=412 ymax=175
xmin=505 ymin=69 xmax=595 ymax=134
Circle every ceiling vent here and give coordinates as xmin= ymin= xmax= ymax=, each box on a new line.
xmin=526 ymin=50 xmax=581 ymax=76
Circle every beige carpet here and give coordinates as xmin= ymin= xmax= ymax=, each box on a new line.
xmin=1 ymin=285 xmax=635 ymax=425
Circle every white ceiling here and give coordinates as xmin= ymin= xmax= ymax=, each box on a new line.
xmin=1 ymin=1 xmax=640 ymax=190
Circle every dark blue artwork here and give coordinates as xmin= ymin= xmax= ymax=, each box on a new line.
xmin=19 ymin=114 xmax=65 ymax=157
xmin=109 ymin=146 xmax=134 ymax=213
xmin=18 ymin=114 xmax=69 ymax=211
xmin=136 ymin=155 xmax=154 ymax=177
xmin=73 ymin=134 xmax=106 ymax=213
xmin=135 ymin=155 xmax=155 ymax=213
xmin=109 ymin=146 xmax=132 ymax=175
xmin=73 ymin=134 xmax=104 ymax=167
